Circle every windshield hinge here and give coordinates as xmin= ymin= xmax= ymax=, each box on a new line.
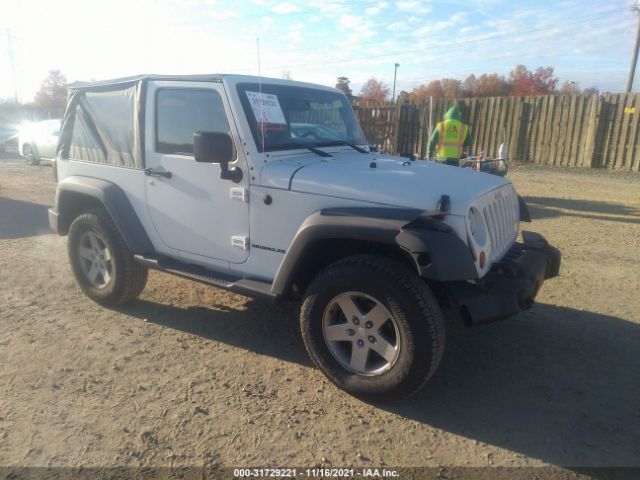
xmin=230 ymin=187 xmax=249 ymax=203
xmin=231 ymin=235 xmax=250 ymax=250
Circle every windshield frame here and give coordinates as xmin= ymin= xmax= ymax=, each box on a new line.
xmin=236 ymin=82 xmax=367 ymax=153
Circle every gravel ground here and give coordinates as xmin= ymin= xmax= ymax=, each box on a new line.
xmin=0 ymin=151 xmax=639 ymax=471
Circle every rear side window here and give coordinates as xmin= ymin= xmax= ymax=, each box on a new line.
xmin=65 ymin=85 xmax=139 ymax=167
xmin=156 ymin=89 xmax=230 ymax=155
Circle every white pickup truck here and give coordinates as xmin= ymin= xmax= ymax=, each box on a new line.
xmin=49 ymin=74 xmax=560 ymax=400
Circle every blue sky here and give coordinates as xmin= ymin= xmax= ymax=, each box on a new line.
xmin=1 ymin=0 xmax=638 ymax=101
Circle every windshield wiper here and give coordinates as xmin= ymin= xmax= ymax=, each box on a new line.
xmin=313 ymin=140 xmax=369 ymax=154
xmin=266 ymin=142 xmax=333 ymax=157
xmin=304 ymin=145 xmax=333 ymax=157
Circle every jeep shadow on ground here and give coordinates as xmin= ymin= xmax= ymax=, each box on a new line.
xmin=388 ymin=304 xmax=640 ymax=468
xmin=118 ymin=297 xmax=640 ymax=468
xmin=0 ymin=196 xmax=50 ymax=239
xmin=524 ymin=195 xmax=640 ymax=225
xmin=117 ymin=298 xmax=312 ymax=367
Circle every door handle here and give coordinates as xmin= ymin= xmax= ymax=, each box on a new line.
xmin=144 ymin=167 xmax=172 ymax=178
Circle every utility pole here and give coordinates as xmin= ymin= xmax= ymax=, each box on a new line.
xmin=625 ymin=1 xmax=640 ymax=93
xmin=6 ymin=29 xmax=19 ymax=102
xmin=392 ymin=63 xmax=400 ymax=102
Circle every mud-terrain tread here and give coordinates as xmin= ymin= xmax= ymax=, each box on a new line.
xmin=300 ymin=254 xmax=446 ymax=401
xmin=68 ymin=209 xmax=148 ymax=306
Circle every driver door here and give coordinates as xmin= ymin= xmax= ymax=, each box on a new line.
xmin=144 ymin=81 xmax=250 ymax=264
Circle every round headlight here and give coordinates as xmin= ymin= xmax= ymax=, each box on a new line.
xmin=467 ymin=207 xmax=487 ymax=246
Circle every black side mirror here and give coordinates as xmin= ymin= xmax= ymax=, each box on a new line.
xmin=193 ymin=131 xmax=242 ymax=183
xmin=368 ymin=144 xmax=379 ymax=153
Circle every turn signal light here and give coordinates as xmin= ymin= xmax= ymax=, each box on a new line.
xmin=479 ymin=251 xmax=486 ymax=269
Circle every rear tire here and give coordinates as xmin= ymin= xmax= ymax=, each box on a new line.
xmin=68 ymin=209 xmax=148 ymax=306
xmin=300 ymin=254 xmax=445 ymax=402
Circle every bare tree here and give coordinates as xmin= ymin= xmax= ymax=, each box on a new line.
xmin=559 ymin=81 xmax=580 ymax=95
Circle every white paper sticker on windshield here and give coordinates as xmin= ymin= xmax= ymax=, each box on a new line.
xmin=246 ymin=91 xmax=287 ymax=125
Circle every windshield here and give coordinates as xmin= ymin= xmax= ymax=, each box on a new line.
xmin=237 ymin=83 xmax=367 ymax=153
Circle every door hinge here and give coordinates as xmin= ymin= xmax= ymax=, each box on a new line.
xmin=231 ymin=235 xmax=250 ymax=250
xmin=230 ymin=187 xmax=249 ymax=202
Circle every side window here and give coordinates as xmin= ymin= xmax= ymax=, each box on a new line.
xmin=156 ymin=89 xmax=231 ymax=155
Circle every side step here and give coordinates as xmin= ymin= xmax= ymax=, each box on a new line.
xmin=134 ymin=255 xmax=278 ymax=303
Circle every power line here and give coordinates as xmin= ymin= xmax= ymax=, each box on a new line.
xmin=264 ymin=9 xmax=627 ymax=70
xmin=260 ymin=2 xmax=622 ymax=59
xmin=268 ymin=9 xmax=624 ymax=69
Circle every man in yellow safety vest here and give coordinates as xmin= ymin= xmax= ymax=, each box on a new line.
xmin=427 ymin=105 xmax=472 ymax=166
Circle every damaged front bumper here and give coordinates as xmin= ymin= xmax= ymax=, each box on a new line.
xmin=447 ymin=231 xmax=561 ymax=325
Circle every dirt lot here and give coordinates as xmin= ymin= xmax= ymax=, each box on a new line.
xmin=0 ymin=151 xmax=639 ymax=471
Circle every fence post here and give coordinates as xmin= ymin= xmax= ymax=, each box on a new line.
xmin=629 ymin=93 xmax=640 ymax=171
xmin=350 ymin=93 xmax=638 ymax=171
xmin=393 ymin=100 xmax=402 ymax=154
xmin=582 ymin=94 xmax=599 ymax=168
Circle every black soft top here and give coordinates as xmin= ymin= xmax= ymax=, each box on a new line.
xmin=60 ymin=74 xmax=229 ymax=168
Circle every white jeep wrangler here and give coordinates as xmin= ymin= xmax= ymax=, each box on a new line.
xmin=49 ymin=74 xmax=560 ymax=400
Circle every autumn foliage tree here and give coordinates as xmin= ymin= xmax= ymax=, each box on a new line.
xmin=349 ymin=65 xmax=597 ymax=103
xmin=359 ymin=78 xmax=390 ymax=102
xmin=441 ymin=78 xmax=463 ymax=98
xmin=408 ymin=81 xmax=442 ymax=102
xmin=467 ymin=73 xmax=511 ymax=97
xmin=509 ymin=65 xmax=558 ymax=96
xmin=34 ymin=70 xmax=68 ymax=117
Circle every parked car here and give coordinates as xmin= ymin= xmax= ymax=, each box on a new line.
xmin=48 ymin=74 xmax=560 ymax=401
xmin=0 ymin=124 xmax=18 ymax=153
xmin=18 ymin=119 xmax=61 ymax=165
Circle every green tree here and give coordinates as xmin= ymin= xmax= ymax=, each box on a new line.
xmin=335 ymin=76 xmax=353 ymax=96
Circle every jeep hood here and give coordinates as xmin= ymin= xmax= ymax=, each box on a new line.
xmin=261 ymin=150 xmax=510 ymax=215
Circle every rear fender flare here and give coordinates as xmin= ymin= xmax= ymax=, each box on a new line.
xmin=53 ymin=176 xmax=154 ymax=254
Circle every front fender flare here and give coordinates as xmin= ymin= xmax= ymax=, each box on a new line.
xmin=395 ymin=219 xmax=478 ymax=282
xmin=271 ymin=207 xmax=478 ymax=295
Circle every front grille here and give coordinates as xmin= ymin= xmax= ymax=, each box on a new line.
xmin=483 ymin=187 xmax=519 ymax=262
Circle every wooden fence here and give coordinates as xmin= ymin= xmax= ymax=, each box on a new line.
xmin=352 ymin=94 xmax=640 ymax=171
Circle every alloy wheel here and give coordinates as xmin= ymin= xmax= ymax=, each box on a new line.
xmin=77 ymin=230 xmax=113 ymax=289
xmin=322 ymin=291 xmax=400 ymax=376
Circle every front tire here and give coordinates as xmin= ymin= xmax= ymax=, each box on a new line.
xmin=68 ymin=209 xmax=148 ymax=306
xmin=300 ymin=254 xmax=445 ymax=401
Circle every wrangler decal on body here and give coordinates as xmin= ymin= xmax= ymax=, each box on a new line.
xmin=251 ymin=243 xmax=286 ymax=254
